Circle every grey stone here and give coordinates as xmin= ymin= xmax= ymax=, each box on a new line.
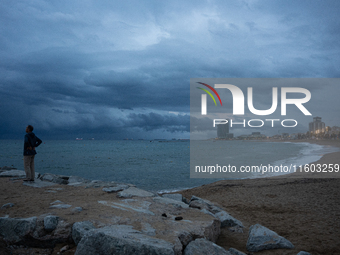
xmin=189 ymin=196 xmax=222 ymax=213
xmin=189 ymin=200 xmax=209 ymax=210
xmin=44 ymin=215 xmax=59 ymax=231
xmin=68 ymin=176 xmax=90 ymax=186
xmin=85 ymin=180 xmax=110 ymax=188
xmin=60 ymin=245 xmax=70 ymax=253
xmin=153 ymin=197 xmax=189 ymax=209
xmin=71 ymin=207 xmax=83 ymax=212
xmin=72 ymin=221 xmax=96 ymax=245
xmin=1 ymin=203 xmax=14 ymax=209
xmin=49 ymin=200 xmax=72 ymax=209
xmin=188 ymin=196 xmax=243 ymax=230
xmin=49 ymin=204 xmax=72 ymax=209
xmin=52 ymin=220 xmax=72 ymax=243
xmin=177 ymin=231 xmax=194 ymax=247
xmin=39 ymin=173 xmax=69 ymax=184
xmin=215 ymin=211 xmax=244 ymax=228
xmin=162 ymin=193 xmax=184 ymax=202
xmin=183 ymin=238 xmax=231 ymax=255
xmin=117 ymin=186 xmax=156 ymax=198
xmin=74 ymin=225 xmax=175 ymax=255
xmin=0 ymin=170 xmax=39 ymax=179
xmin=141 ymin=222 xmax=156 ymax=236
xmin=228 ymin=247 xmax=247 ymax=255
xmin=246 ymin=224 xmax=294 ymax=252
xmin=200 ymin=208 xmax=216 ymax=217
xmin=297 ymin=252 xmax=311 ymax=255
xmin=188 ymin=219 xmax=221 ymax=243
xmin=0 ymin=216 xmax=37 ymax=243
xmin=102 ymin=184 xmax=129 ymax=193
xmin=50 ymin=200 xmax=63 ymax=205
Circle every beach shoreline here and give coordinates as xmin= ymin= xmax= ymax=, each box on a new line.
xmin=180 ymin=139 xmax=340 ymax=254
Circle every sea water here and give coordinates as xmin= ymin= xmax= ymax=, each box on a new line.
xmin=0 ymin=140 xmax=338 ymax=192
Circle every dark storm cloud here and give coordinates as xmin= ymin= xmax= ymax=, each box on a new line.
xmin=1 ymin=0 xmax=340 ymax=139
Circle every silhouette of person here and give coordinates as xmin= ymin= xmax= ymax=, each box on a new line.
xmin=23 ymin=125 xmax=42 ymax=181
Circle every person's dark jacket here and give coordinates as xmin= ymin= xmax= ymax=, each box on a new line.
xmin=23 ymin=132 xmax=42 ymax=156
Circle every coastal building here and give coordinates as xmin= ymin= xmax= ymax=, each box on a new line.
xmin=217 ymin=122 xmax=229 ymax=138
xmin=237 ymin=132 xmax=266 ymax=140
xmin=309 ymin=117 xmax=325 ymax=135
xmin=216 ymin=120 xmax=233 ymax=139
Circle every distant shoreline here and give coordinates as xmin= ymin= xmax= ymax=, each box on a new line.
xmin=239 ymin=139 xmax=340 ymax=179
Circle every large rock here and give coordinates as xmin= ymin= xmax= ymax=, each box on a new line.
xmin=44 ymin=215 xmax=59 ymax=231
xmin=74 ymin=225 xmax=175 ymax=255
xmin=189 ymin=196 xmax=243 ymax=229
xmin=49 ymin=204 xmax=72 ymax=209
xmin=186 ymin=219 xmax=221 ymax=243
xmin=72 ymin=221 xmax=96 ymax=245
xmin=117 ymin=187 xmax=156 ymax=198
xmin=153 ymin=197 xmax=189 ymax=209
xmin=102 ymin=184 xmax=129 ymax=193
xmin=246 ymin=224 xmax=294 ymax=252
xmin=1 ymin=203 xmax=14 ymax=209
xmin=215 ymin=211 xmax=244 ymax=228
xmin=0 ymin=216 xmax=37 ymax=243
xmin=67 ymin=176 xmax=90 ymax=186
xmin=162 ymin=194 xmax=185 ymax=203
xmin=228 ymin=247 xmax=247 ymax=255
xmin=189 ymin=196 xmax=212 ymax=211
xmin=183 ymin=238 xmax=231 ymax=255
xmin=39 ymin=173 xmax=69 ymax=184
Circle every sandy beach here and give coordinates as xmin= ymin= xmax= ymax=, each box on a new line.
xmin=181 ymin=139 xmax=340 ymax=254
xmin=1 ymin=139 xmax=340 ymax=254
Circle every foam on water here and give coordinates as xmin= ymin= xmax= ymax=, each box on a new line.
xmin=258 ymin=142 xmax=339 ymax=177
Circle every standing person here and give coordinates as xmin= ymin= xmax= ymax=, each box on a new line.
xmin=23 ymin=125 xmax=42 ymax=182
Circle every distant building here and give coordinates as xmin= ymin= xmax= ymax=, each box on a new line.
xmin=216 ymin=120 xmax=233 ymax=139
xmin=217 ymin=122 xmax=229 ymax=138
xmin=281 ymin=133 xmax=289 ymax=139
xmin=237 ymin=132 xmax=266 ymax=140
xmin=309 ymin=117 xmax=325 ymax=135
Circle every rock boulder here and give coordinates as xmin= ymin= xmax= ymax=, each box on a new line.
xmin=74 ymin=225 xmax=175 ymax=255
xmin=246 ymin=224 xmax=294 ymax=252
xmin=183 ymin=238 xmax=231 ymax=255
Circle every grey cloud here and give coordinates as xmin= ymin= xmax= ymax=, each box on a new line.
xmin=0 ymin=0 xmax=339 ymax=139
xmin=126 ymin=112 xmax=189 ymax=133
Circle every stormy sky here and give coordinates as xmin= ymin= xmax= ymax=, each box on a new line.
xmin=1 ymin=0 xmax=340 ymax=139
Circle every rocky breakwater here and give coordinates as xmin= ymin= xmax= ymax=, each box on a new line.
xmin=0 ymin=169 xmax=309 ymax=254
xmin=1 ymin=170 xmax=228 ymax=254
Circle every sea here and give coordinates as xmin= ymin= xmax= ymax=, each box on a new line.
xmin=0 ymin=139 xmax=338 ymax=192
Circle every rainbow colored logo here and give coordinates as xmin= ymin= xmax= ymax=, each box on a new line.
xmin=196 ymin=82 xmax=222 ymax=106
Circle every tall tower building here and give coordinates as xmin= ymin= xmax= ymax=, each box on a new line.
xmin=217 ymin=119 xmax=229 ymax=138
xmin=309 ymin=117 xmax=325 ymax=134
